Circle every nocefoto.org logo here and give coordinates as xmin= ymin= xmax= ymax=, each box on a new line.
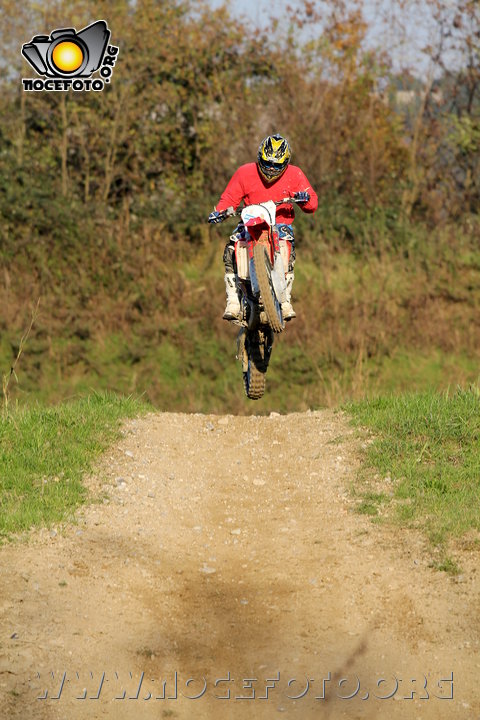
xmin=21 ymin=20 xmax=119 ymax=92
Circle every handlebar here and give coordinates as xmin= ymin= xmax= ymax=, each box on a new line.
xmin=215 ymin=197 xmax=304 ymax=223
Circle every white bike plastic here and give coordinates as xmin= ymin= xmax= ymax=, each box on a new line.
xmin=241 ymin=201 xmax=276 ymax=227
xmin=235 ymin=202 xmax=287 ymax=302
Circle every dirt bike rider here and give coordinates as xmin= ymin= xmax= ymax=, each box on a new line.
xmin=208 ymin=133 xmax=318 ymax=321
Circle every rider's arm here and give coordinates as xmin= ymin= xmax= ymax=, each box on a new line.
xmin=293 ymin=168 xmax=318 ymax=214
xmin=215 ymin=164 xmax=249 ymax=213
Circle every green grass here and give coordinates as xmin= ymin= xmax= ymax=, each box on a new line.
xmin=346 ymin=387 xmax=480 ymax=564
xmin=0 ymin=392 xmax=150 ymax=540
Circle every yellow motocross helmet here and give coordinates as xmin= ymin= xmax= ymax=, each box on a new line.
xmin=257 ymin=133 xmax=291 ymax=182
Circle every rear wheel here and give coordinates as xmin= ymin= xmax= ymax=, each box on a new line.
xmin=253 ymin=243 xmax=284 ymax=334
xmin=242 ymin=329 xmax=273 ymax=400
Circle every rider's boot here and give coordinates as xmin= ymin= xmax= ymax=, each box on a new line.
xmin=223 ymin=273 xmax=241 ymax=320
xmin=281 ymin=272 xmax=296 ymax=320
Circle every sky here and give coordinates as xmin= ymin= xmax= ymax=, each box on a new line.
xmin=206 ymin=0 xmax=437 ymax=74
xmin=207 ymin=0 xmax=293 ymax=25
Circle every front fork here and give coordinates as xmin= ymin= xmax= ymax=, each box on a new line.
xmin=247 ymin=237 xmax=287 ymax=304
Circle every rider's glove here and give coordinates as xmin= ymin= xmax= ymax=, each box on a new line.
xmin=294 ymin=191 xmax=310 ymax=204
xmin=208 ymin=210 xmax=224 ymax=224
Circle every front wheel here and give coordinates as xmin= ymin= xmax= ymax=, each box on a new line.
xmin=253 ymin=243 xmax=284 ymax=334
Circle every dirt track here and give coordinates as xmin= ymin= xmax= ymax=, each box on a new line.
xmin=1 ymin=410 xmax=478 ymax=719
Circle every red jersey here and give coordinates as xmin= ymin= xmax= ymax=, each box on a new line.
xmin=215 ymin=163 xmax=318 ymax=224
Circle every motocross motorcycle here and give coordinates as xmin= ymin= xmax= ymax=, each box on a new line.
xmin=214 ymin=198 xmax=300 ymax=400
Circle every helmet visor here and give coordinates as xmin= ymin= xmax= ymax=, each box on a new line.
xmin=259 ymin=158 xmax=287 ymax=179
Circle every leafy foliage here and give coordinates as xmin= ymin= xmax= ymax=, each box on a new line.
xmin=0 ymin=0 xmax=479 ymax=408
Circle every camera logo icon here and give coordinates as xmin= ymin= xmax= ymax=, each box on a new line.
xmin=22 ymin=20 xmax=119 ymax=92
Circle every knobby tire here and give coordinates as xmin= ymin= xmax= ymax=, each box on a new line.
xmin=243 ymin=330 xmax=270 ymax=400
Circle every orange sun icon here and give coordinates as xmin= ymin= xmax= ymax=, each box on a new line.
xmin=51 ymin=41 xmax=84 ymax=73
